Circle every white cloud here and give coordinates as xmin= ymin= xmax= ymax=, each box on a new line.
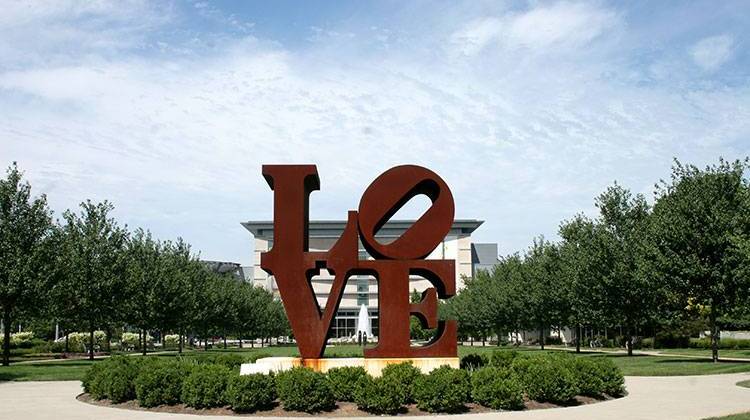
xmin=450 ymin=2 xmax=618 ymax=56
xmin=0 ymin=0 xmax=173 ymax=67
xmin=690 ymin=34 xmax=735 ymax=71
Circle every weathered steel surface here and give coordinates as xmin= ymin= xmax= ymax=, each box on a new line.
xmin=260 ymin=164 xmax=457 ymax=359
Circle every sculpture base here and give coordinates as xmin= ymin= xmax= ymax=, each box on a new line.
xmin=240 ymin=356 xmax=459 ymax=376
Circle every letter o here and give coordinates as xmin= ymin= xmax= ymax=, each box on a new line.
xmin=358 ymin=165 xmax=454 ymax=260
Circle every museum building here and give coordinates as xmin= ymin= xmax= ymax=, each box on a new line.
xmin=242 ymin=219 xmax=498 ymax=339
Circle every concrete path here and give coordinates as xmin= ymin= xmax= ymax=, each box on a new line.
xmin=2 ymin=374 xmax=750 ymax=420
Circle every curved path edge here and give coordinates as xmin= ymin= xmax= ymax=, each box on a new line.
xmin=2 ymin=374 xmax=750 ymax=420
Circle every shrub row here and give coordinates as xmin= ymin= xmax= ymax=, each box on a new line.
xmin=460 ymin=351 xmax=625 ymax=404
xmin=84 ymin=352 xmax=625 ymax=414
xmin=689 ymin=337 xmax=750 ymax=350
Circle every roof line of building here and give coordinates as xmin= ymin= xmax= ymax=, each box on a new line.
xmin=241 ymin=219 xmax=484 ymax=237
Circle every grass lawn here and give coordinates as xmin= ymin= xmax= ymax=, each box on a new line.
xmin=657 ymin=348 xmax=750 ymax=359
xmin=589 ymin=354 xmax=750 ymax=376
xmin=4 ymin=344 xmax=750 ymax=381
xmin=704 ymin=414 xmax=750 ymax=420
xmin=0 ymin=359 xmax=96 ymax=381
xmin=458 ymin=346 xmax=750 ymax=376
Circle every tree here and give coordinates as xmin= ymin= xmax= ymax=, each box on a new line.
xmin=0 ymin=163 xmax=54 ymax=366
xmin=57 ymin=201 xmax=128 ymax=360
xmin=647 ymin=158 xmax=750 ymax=362
xmin=156 ymin=238 xmax=196 ymax=353
xmin=559 ymin=215 xmax=601 ymax=353
xmin=523 ymin=238 xmax=569 ymax=350
xmin=595 ymin=183 xmax=656 ymax=356
xmin=124 ymin=229 xmax=161 ymax=355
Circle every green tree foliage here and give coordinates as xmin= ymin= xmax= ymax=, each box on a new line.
xmin=559 ymin=184 xmax=656 ymax=355
xmin=523 ymin=238 xmax=568 ymax=349
xmin=56 ymin=201 xmax=128 ymax=359
xmin=0 ymin=163 xmax=54 ymax=366
xmin=646 ymin=158 xmax=750 ymax=362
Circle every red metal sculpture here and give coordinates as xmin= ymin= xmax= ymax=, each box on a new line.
xmin=261 ymin=164 xmax=457 ymax=360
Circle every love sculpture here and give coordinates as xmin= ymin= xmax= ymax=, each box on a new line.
xmin=261 ymin=165 xmax=458 ymax=361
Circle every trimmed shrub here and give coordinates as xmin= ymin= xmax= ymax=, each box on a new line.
xmin=163 ymin=335 xmax=180 ymax=349
xmin=181 ymin=364 xmax=231 ymax=408
xmin=135 ymin=360 xmax=190 ymax=407
xmin=353 ymin=374 xmax=406 ymax=414
xmin=594 ymin=358 xmax=625 ymax=397
xmin=490 ymin=350 xmax=520 ymax=369
xmin=380 ymin=362 xmax=422 ymax=403
xmin=413 ymin=366 xmax=470 ymax=413
xmin=10 ymin=331 xmax=34 ymax=347
xmin=68 ymin=331 xmax=107 ymax=352
xmin=120 ymin=332 xmax=153 ymax=350
xmin=82 ymin=362 xmax=107 ymax=399
xmin=326 ymin=366 xmax=367 ymax=402
xmin=640 ymin=338 xmax=654 ymax=349
xmin=460 ymin=353 xmax=488 ymax=371
xmin=690 ymin=337 xmax=750 ymax=350
xmin=213 ymin=353 xmax=247 ymax=369
xmin=83 ymin=356 xmax=144 ymax=403
xmin=572 ymin=358 xmax=606 ymax=397
xmin=654 ymin=331 xmax=690 ymax=349
xmin=514 ymin=355 xmax=579 ymax=404
xmin=276 ymin=367 xmax=334 ymax=413
xmin=226 ymin=373 xmax=277 ymax=413
xmin=470 ymin=367 xmax=525 ymax=410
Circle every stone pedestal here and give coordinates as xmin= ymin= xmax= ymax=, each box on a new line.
xmin=240 ymin=356 xmax=458 ymax=376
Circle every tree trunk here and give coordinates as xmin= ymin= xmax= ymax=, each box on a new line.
xmin=626 ymin=327 xmax=633 ymax=357
xmin=223 ymin=335 xmax=227 ymax=349
xmin=65 ymin=332 xmax=69 ymax=353
xmin=575 ymin=324 xmax=581 ymax=354
xmin=142 ymin=328 xmax=147 ymax=356
xmin=178 ymin=333 xmax=183 ymax=354
xmin=709 ymin=312 xmax=719 ymax=362
xmin=239 ymin=336 xmax=243 ymax=349
xmin=539 ymin=327 xmax=545 ymax=350
xmin=2 ymin=309 xmax=11 ymax=366
xmin=105 ymin=327 xmax=111 ymax=353
xmin=89 ymin=328 xmax=95 ymax=361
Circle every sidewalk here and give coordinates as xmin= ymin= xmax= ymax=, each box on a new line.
xmin=2 ymin=373 xmax=750 ymax=419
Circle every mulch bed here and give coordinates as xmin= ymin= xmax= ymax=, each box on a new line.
xmin=78 ymin=393 xmax=616 ymax=416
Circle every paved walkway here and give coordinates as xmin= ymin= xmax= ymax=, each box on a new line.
xmin=2 ymin=374 xmax=750 ymax=420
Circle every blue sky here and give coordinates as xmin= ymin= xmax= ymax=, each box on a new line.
xmin=1 ymin=1 xmax=749 ymax=265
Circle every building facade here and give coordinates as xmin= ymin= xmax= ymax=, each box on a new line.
xmin=242 ymin=219 xmax=497 ymax=339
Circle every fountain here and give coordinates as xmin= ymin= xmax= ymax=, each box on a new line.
xmin=356 ymin=304 xmax=372 ymax=338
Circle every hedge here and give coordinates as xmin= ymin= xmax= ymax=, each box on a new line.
xmin=471 ymin=367 xmax=525 ymax=410
xmin=276 ymin=367 xmax=335 ymax=413
xmin=81 ymin=351 xmax=626 ymax=414
xmin=380 ymin=362 xmax=422 ymax=404
xmin=512 ymin=354 xmax=579 ymax=404
xmin=83 ymin=356 xmax=150 ymax=403
xmin=353 ymin=374 xmax=406 ymax=414
xmin=413 ymin=366 xmax=471 ymax=413
xmin=689 ymin=337 xmax=750 ymax=350
xmin=226 ymin=373 xmax=277 ymax=412
xmin=326 ymin=366 xmax=368 ymax=402
xmin=135 ymin=360 xmax=190 ymax=407
xmin=181 ymin=364 xmax=231 ymax=408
